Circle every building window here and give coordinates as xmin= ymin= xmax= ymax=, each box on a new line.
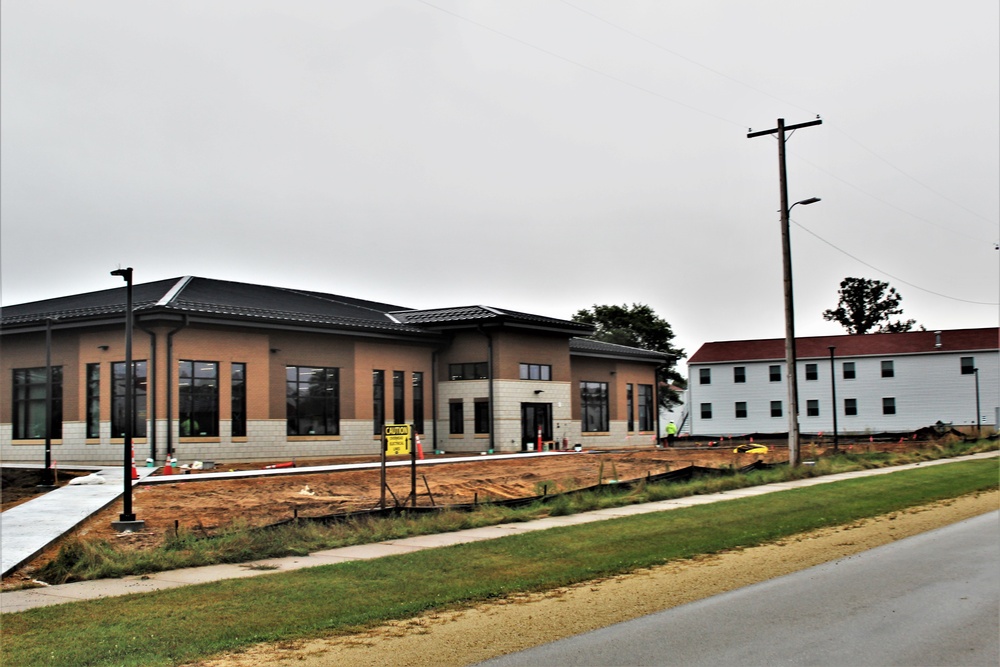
xmin=700 ymin=403 xmax=713 ymax=420
xmin=519 ymin=363 xmax=551 ymax=381
xmin=638 ymin=384 xmax=654 ymax=431
xmin=12 ymin=367 xmax=63 ymax=439
xmin=86 ymin=363 xmax=100 ymax=438
xmin=881 ymin=360 xmax=894 ymax=378
xmin=231 ymin=363 xmax=246 ymax=437
xmin=474 ymin=399 xmax=490 ymax=434
xmin=770 ymin=400 xmax=783 ymax=418
xmin=806 ymin=399 xmax=819 ymax=417
xmin=769 ymin=365 xmax=781 ymax=382
xmin=412 ymin=371 xmax=424 ymax=434
xmin=580 ymin=381 xmax=609 ymax=432
xmin=179 ymin=360 xmax=219 ymax=437
xmin=805 ymin=363 xmax=818 ymax=381
xmin=112 ymin=361 xmax=147 ymax=438
xmin=699 ymin=368 xmax=711 ymax=385
xmin=734 ymin=366 xmax=746 ymax=383
xmin=735 ymin=402 xmax=747 ymax=419
xmin=845 ymin=398 xmax=858 ymax=416
xmin=393 ymin=371 xmax=405 ymax=425
xmin=961 ymin=357 xmax=975 ymax=375
xmin=372 ymin=370 xmax=385 ymax=435
xmin=450 ymin=362 xmax=488 ymax=380
xmin=449 ymin=400 xmax=464 ymax=434
xmin=286 ymin=366 xmax=339 ymax=436
xmin=843 ymin=362 xmax=856 ymax=379
xmin=883 ymin=397 xmax=896 ymax=415
xmin=627 ymin=384 xmax=634 ymax=431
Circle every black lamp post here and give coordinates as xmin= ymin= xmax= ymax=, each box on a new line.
xmin=110 ymin=267 xmax=144 ymax=531
xmin=973 ymin=368 xmax=981 ymax=438
xmin=828 ymin=346 xmax=839 ymax=452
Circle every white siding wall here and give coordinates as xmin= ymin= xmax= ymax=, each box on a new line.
xmin=689 ymin=350 xmax=999 ymax=436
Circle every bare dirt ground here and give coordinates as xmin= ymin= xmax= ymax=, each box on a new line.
xmin=0 ymin=439 xmax=949 ymax=589
xmin=189 ymin=490 xmax=999 ymax=667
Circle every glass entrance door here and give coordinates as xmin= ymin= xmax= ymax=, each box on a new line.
xmin=520 ymin=402 xmax=552 ymax=451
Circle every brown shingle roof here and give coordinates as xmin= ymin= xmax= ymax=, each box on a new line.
xmin=688 ymin=328 xmax=999 ymax=364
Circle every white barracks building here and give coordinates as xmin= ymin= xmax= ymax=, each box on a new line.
xmin=686 ymin=328 xmax=998 ymax=437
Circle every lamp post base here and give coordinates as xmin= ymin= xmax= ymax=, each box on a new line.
xmin=111 ymin=518 xmax=145 ymax=532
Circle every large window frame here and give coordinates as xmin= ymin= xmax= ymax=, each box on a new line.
xmin=449 ymin=400 xmax=464 ymax=434
xmin=638 ymin=384 xmax=654 ymax=431
xmin=580 ymin=381 xmax=609 ymax=432
xmin=844 ymin=398 xmax=858 ymax=416
xmin=960 ymin=357 xmax=975 ymax=375
xmin=372 ymin=370 xmax=385 ymax=435
xmin=12 ymin=367 xmax=63 ymax=440
xmin=769 ymin=365 xmax=782 ymax=382
xmin=805 ymin=363 xmax=818 ymax=381
xmin=231 ymin=363 xmax=247 ymax=438
xmin=178 ymin=360 xmax=220 ymax=437
xmin=474 ymin=399 xmax=490 ymax=434
xmin=112 ymin=361 xmax=147 ymax=438
xmin=286 ymin=366 xmax=340 ymax=436
xmin=881 ymin=360 xmax=895 ymax=378
xmin=449 ymin=362 xmax=488 ymax=381
xmin=733 ymin=366 xmax=746 ymax=383
xmin=519 ymin=363 xmax=551 ymax=381
xmin=393 ymin=370 xmax=405 ymax=425
xmin=86 ymin=363 xmax=100 ymax=439
xmin=735 ymin=401 xmax=747 ymax=419
xmin=882 ymin=397 xmax=896 ymax=415
xmin=843 ymin=362 xmax=856 ymax=379
xmin=412 ymin=371 xmax=424 ymax=434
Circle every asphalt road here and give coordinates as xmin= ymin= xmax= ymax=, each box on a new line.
xmin=478 ymin=510 xmax=1000 ymax=667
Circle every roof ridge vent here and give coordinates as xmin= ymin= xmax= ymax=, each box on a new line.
xmin=157 ymin=276 xmax=194 ymax=306
xmin=934 ymin=330 xmax=942 ymax=349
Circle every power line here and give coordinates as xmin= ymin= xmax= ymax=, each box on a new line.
xmin=791 ymin=218 xmax=999 ymax=306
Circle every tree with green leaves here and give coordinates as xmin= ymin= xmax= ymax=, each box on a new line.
xmin=572 ymin=303 xmax=686 ymax=408
xmin=822 ymin=277 xmax=919 ymax=334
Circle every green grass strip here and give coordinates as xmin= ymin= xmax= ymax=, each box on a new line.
xmin=4 ymin=458 xmax=997 ymax=667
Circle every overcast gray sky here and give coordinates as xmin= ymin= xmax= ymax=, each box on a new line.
xmin=2 ymin=0 xmax=997 ymax=360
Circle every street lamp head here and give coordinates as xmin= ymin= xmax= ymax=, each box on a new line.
xmin=111 ymin=267 xmax=133 ymax=282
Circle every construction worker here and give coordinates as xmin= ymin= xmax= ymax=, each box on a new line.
xmin=666 ymin=420 xmax=677 ymax=447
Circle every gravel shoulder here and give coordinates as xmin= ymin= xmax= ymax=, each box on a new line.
xmin=190 ymin=489 xmax=999 ymax=667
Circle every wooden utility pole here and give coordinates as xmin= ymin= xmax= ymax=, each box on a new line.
xmin=748 ymin=117 xmax=822 ymax=467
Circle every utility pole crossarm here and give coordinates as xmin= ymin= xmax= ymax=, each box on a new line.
xmin=747 ymin=118 xmax=822 ymax=138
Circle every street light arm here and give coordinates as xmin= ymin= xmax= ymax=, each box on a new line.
xmin=788 ymin=197 xmax=821 ymax=215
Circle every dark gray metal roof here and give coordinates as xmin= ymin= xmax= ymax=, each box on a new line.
xmin=569 ymin=337 xmax=670 ymax=362
xmin=1 ymin=277 xmax=428 ymax=335
xmin=391 ymin=305 xmax=594 ymax=334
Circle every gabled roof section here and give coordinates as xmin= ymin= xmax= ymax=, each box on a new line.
xmin=1 ymin=277 xmax=428 ymax=335
xmin=1 ymin=278 xmax=182 ymax=325
xmin=570 ymin=337 xmax=670 ymax=363
xmin=391 ymin=305 xmax=594 ymax=335
xmin=689 ymin=328 xmax=999 ymax=364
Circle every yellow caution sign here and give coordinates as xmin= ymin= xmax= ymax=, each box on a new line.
xmin=384 ymin=424 xmax=412 ymax=456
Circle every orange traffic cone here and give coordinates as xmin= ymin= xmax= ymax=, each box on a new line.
xmin=416 ymin=434 xmax=425 ymax=460
xmin=164 ymin=456 xmax=174 ymax=475
xmin=130 ymin=448 xmax=139 ymax=480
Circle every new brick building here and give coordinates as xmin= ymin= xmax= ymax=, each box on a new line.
xmin=1 ymin=277 xmax=667 ymax=465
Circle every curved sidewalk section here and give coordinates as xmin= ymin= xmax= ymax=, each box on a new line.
xmin=2 ymin=451 xmax=997 ymax=614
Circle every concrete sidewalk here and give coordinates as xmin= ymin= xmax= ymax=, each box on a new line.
xmin=1 ymin=466 xmax=158 ymax=578
xmin=2 ymin=451 xmax=996 ymax=614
